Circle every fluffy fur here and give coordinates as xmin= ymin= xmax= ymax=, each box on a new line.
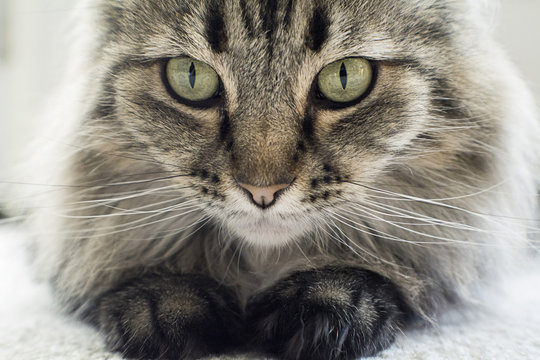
xmin=14 ymin=0 xmax=539 ymax=359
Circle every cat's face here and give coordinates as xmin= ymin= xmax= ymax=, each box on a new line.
xmin=93 ymin=0 xmax=487 ymax=247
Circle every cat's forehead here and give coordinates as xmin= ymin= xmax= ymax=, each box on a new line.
xmin=100 ymin=0 xmax=456 ymax=62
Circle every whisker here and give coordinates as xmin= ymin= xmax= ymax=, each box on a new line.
xmin=324 ymin=209 xmax=433 ymax=246
xmin=155 ymin=216 xmax=213 ymax=256
xmin=346 ymin=180 xmax=540 ymax=224
xmin=57 ymin=198 xmax=199 ymax=220
xmin=0 ymin=173 xmax=190 ymax=190
xmin=61 ymin=185 xmax=183 ymax=210
xmin=321 ymin=218 xmax=410 ymax=270
xmin=44 ymin=137 xmax=186 ymax=170
xmin=353 ymin=198 xmax=481 ymax=231
xmin=54 ymin=204 xmax=202 ymax=238
xmin=333 ymin=202 xmax=533 ymax=248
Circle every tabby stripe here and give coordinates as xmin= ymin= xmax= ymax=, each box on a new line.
xmin=261 ymin=0 xmax=279 ymax=38
xmin=239 ymin=0 xmax=256 ymax=38
xmin=307 ymin=6 xmax=329 ymax=52
xmin=303 ymin=114 xmax=315 ymax=142
xmin=283 ymin=0 xmax=296 ymax=28
xmin=219 ymin=110 xmax=231 ymax=142
xmin=261 ymin=0 xmax=279 ymax=58
xmin=206 ymin=0 xmax=228 ymax=53
xmin=148 ymin=98 xmax=203 ymax=132
xmin=89 ymin=62 xmax=134 ymax=121
xmin=429 ymin=77 xmax=467 ymax=120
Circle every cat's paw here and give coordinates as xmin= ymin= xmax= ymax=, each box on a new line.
xmin=246 ymin=267 xmax=406 ymax=360
xmin=95 ymin=274 xmax=244 ymax=359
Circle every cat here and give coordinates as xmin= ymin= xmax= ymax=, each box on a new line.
xmin=19 ymin=0 xmax=539 ymax=359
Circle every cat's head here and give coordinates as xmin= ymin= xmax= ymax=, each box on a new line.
xmin=86 ymin=0 xmax=500 ymax=247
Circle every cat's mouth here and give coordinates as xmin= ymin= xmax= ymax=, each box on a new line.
xmin=202 ymin=182 xmax=314 ymax=247
xmin=224 ymin=210 xmax=312 ymax=247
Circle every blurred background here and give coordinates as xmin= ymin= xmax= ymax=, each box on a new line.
xmin=0 ymin=0 xmax=539 ymax=173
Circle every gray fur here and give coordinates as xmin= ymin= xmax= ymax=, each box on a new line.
xmin=23 ymin=0 xmax=539 ymax=357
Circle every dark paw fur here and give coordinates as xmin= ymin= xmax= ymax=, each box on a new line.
xmin=95 ymin=273 xmax=243 ymax=359
xmin=246 ymin=267 xmax=406 ymax=360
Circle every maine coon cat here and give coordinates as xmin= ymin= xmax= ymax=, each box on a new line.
xmin=20 ymin=0 xmax=539 ymax=359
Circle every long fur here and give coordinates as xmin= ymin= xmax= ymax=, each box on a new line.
xmin=10 ymin=0 xmax=539 ymax=347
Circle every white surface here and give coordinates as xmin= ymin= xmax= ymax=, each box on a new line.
xmin=1 ymin=224 xmax=539 ymax=360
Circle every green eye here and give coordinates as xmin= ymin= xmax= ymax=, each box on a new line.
xmin=317 ymin=58 xmax=373 ymax=103
xmin=166 ymin=57 xmax=220 ymax=102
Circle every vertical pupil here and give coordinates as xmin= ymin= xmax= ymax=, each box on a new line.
xmin=189 ymin=62 xmax=196 ymax=88
xmin=339 ymin=62 xmax=347 ymax=90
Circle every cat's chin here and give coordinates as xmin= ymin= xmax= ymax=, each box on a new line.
xmin=225 ymin=214 xmax=311 ymax=248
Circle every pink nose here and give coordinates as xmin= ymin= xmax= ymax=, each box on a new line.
xmin=238 ymin=182 xmax=291 ymax=209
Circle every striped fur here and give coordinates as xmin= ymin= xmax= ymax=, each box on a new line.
xmin=21 ymin=0 xmax=539 ymax=358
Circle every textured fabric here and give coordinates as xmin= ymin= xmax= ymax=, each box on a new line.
xmin=1 ymin=225 xmax=539 ymax=360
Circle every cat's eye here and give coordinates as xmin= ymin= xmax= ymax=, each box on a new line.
xmin=317 ymin=58 xmax=373 ymax=103
xmin=165 ymin=57 xmax=220 ymax=102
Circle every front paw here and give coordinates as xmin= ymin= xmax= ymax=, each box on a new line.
xmin=96 ymin=274 xmax=243 ymax=359
xmin=246 ymin=267 xmax=406 ymax=360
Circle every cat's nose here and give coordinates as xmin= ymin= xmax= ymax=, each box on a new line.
xmin=237 ymin=182 xmax=291 ymax=209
